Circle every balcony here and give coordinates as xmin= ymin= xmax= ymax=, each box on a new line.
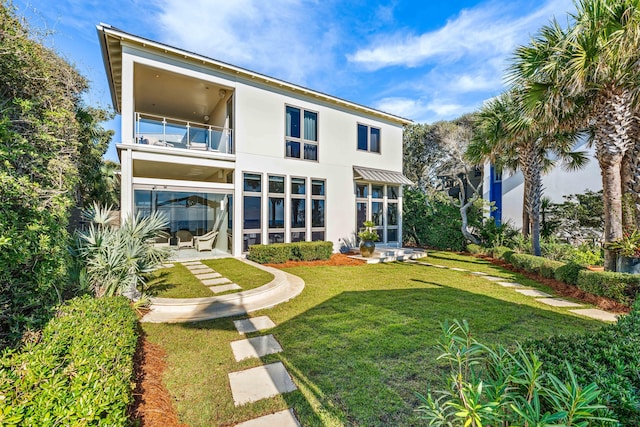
xmin=135 ymin=113 xmax=233 ymax=154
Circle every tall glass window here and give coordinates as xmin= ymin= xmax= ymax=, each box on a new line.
xmin=268 ymin=175 xmax=285 ymax=244
xmin=291 ymin=177 xmax=306 ymax=241
xmin=311 ymin=179 xmax=326 ymax=241
xmin=243 ymin=173 xmax=262 ymax=251
xmin=354 ymin=183 xmax=400 ymax=244
xmin=133 ymin=189 xmax=231 ymax=252
xmin=285 ymin=105 xmax=318 ymax=161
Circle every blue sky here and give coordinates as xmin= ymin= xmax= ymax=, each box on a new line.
xmin=13 ymin=0 xmax=576 ymax=161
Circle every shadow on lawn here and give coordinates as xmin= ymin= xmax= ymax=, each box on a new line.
xmin=263 ymin=286 xmax=600 ymax=427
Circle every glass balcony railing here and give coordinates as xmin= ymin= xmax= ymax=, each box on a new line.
xmin=135 ymin=113 xmax=234 ymax=154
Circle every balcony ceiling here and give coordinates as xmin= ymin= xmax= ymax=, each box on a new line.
xmin=134 ymin=64 xmax=231 ymax=123
xmin=133 ymin=159 xmax=232 ymax=183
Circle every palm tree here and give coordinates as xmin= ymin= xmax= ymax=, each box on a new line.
xmin=509 ymin=0 xmax=640 ymax=270
xmin=469 ymin=91 xmax=587 ymax=256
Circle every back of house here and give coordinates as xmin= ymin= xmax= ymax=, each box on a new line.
xmin=97 ymin=24 xmax=412 ymax=257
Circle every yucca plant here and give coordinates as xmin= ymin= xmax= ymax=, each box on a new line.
xmin=74 ymin=203 xmax=170 ymax=299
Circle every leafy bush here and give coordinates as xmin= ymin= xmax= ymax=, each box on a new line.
xmin=248 ymin=241 xmax=333 ymax=264
xmin=466 ymin=243 xmax=485 ymax=255
xmin=524 ymin=306 xmax=640 ymax=425
xmin=0 ymin=296 xmax=139 ymax=426
xmin=509 ymin=253 xmax=565 ymax=278
xmin=554 ymin=262 xmax=585 ymax=285
xmin=74 ymin=204 xmax=170 ymax=299
xmin=577 ymin=270 xmax=640 ymax=306
xmin=403 ymin=189 xmax=481 ymax=251
xmin=491 ymin=245 xmax=515 ymax=262
xmin=417 ymin=320 xmax=614 ymax=426
xmin=478 ymin=220 xmax=520 ymax=247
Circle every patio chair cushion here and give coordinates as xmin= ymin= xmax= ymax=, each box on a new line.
xmin=176 ymin=230 xmax=194 ymax=248
xmin=194 ymin=230 xmax=219 ymax=252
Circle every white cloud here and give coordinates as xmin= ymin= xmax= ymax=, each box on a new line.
xmin=375 ymin=96 xmax=474 ymax=123
xmin=347 ymin=0 xmax=574 ymax=70
xmin=154 ymin=0 xmax=340 ymax=85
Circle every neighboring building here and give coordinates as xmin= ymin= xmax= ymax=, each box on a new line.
xmin=483 ymin=141 xmax=602 ymax=229
xmin=97 ymin=24 xmax=412 ymax=257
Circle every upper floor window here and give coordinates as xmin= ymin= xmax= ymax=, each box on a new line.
xmin=357 ymin=124 xmax=380 ymax=153
xmin=286 ymin=106 xmax=318 ymax=161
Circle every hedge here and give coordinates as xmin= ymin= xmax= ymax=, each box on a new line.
xmin=466 ymin=244 xmax=486 ymax=255
xmin=491 ymin=246 xmax=515 ymax=262
xmin=553 ymin=262 xmax=585 ymax=285
xmin=248 ymin=241 xmax=333 ymax=264
xmin=577 ymin=270 xmax=640 ymax=306
xmin=0 ymin=296 xmax=139 ymax=426
xmin=524 ymin=306 xmax=640 ymax=425
xmin=509 ymin=253 xmax=565 ymax=279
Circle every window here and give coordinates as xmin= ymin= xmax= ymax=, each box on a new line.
xmin=268 ymin=175 xmax=284 ymax=230
xmin=243 ymin=173 xmax=262 ymax=252
xmin=357 ymin=124 xmax=381 ymax=153
xmin=311 ymin=179 xmax=326 ymax=241
xmin=286 ymin=106 xmax=318 ymax=161
xmin=291 ymin=177 xmax=306 ymax=241
xmin=355 ymin=183 xmax=400 ymax=243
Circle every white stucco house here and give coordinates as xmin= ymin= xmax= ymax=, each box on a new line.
xmin=97 ymin=24 xmax=412 ymax=257
xmin=483 ymin=140 xmax=602 ymax=229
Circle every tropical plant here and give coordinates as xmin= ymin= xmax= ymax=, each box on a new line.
xmin=416 ymin=320 xmax=616 ymax=426
xmin=510 ymin=0 xmax=640 ymax=270
xmin=358 ymin=220 xmax=379 ymax=242
xmin=74 ymin=204 xmax=170 ymax=299
xmin=468 ymin=91 xmax=587 ymax=257
xmin=605 ymin=229 xmax=640 ymax=258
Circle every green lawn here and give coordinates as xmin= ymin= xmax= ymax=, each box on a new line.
xmin=146 ymin=258 xmax=274 ymax=298
xmin=143 ymin=251 xmax=604 ymax=426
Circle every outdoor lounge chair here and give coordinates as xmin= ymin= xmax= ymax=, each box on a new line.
xmin=194 ymin=230 xmax=219 ymax=252
xmin=176 ymin=230 xmax=194 ymax=248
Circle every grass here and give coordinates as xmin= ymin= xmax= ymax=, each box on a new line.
xmin=146 ymin=258 xmax=273 ymax=298
xmin=142 ymin=251 xmax=605 ymax=426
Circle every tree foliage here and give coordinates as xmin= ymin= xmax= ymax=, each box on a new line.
xmin=0 ymin=3 xmax=111 ymax=349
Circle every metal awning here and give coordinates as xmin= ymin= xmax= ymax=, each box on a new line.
xmin=353 ymin=166 xmax=414 ymax=185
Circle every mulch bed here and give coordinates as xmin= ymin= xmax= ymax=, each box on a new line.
xmin=130 ymin=334 xmax=187 ymax=427
xmin=265 ymin=253 xmax=366 ymax=268
xmin=480 ymin=255 xmax=631 ymax=314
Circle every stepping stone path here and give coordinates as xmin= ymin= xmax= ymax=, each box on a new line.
xmin=229 ymin=315 xmax=301 ymax=425
xmin=570 ymin=308 xmax=619 ymax=322
xmin=515 ymin=289 xmax=552 ymax=297
xmin=179 ymin=261 xmax=240 ymax=295
xmin=234 ymin=316 xmax=276 ymax=334
xmin=535 ymin=298 xmax=583 ymax=308
xmin=412 ymin=261 xmax=620 ymax=322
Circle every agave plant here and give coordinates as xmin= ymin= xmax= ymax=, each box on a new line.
xmin=74 ymin=203 xmax=170 ymax=299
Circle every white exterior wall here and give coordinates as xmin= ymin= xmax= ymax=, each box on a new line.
xmin=486 ymin=143 xmax=602 ymax=230
xmin=115 ymin=42 xmax=405 ymax=256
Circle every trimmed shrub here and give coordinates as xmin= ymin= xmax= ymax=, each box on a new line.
xmin=577 ymin=270 xmax=640 ymax=306
xmin=491 ymin=245 xmax=515 ymax=262
xmin=554 ymin=262 xmax=585 ymax=285
xmin=0 ymin=296 xmax=139 ymax=426
xmin=466 ymin=244 xmax=485 ymax=255
xmin=294 ymin=241 xmax=333 ymax=261
xmin=524 ymin=307 xmax=640 ymax=425
xmin=248 ymin=241 xmax=333 ymax=264
xmin=247 ymin=244 xmax=292 ymax=264
xmin=509 ymin=253 xmax=564 ymax=279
